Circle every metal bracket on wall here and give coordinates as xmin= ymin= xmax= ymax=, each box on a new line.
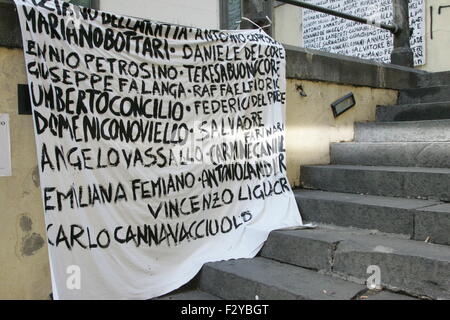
xmin=430 ymin=6 xmax=433 ymax=40
xmin=17 ymin=84 xmax=32 ymax=115
xmin=295 ymin=84 xmax=307 ymax=97
xmin=438 ymin=5 xmax=450 ymax=14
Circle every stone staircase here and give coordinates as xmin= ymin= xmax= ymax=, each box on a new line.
xmin=160 ymin=85 xmax=450 ymax=301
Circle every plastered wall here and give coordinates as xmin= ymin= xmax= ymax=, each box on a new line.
xmin=274 ymin=3 xmax=303 ymax=47
xmin=417 ymin=0 xmax=450 ymax=72
xmin=99 ymin=0 xmax=221 ymax=29
xmin=0 ymin=47 xmax=51 ymax=299
xmin=285 ymin=79 xmax=398 ymax=187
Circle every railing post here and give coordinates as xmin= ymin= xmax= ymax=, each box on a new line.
xmin=390 ymin=0 xmax=414 ymax=67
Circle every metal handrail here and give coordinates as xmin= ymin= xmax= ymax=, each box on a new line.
xmin=275 ymin=0 xmax=399 ymax=34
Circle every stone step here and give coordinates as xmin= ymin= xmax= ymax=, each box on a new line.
xmin=354 ymin=119 xmax=450 ymax=142
xmin=293 ymin=190 xmax=450 ymax=245
xmin=156 ymin=289 xmax=221 ymax=300
xmin=198 ymin=257 xmax=366 ymax=300
xmin=330 ymin=142 xmax=450 ymax=168
xmin=376 ymin=101 xmax=450 ymax=122
xmin=300 ymin=165 xmax=450 ymax=201
xmin=356 ymin=290 xmax=418 ymax=300
xmin=415 ymin=203 xmax=450 ymax=246
xmin=399 ymin=85 xmax=450 ymax=104
xmin=417 ymin=71 xmax=450 ymax=88
xmin=260 ymin=227 xmax=450 ymax=299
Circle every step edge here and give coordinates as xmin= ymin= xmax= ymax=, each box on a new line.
xmin=300 ymin=164 xmax=450 ymax=173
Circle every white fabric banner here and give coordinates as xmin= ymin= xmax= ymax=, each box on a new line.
xmin=15 ymin=0 xmax=303 ymax=299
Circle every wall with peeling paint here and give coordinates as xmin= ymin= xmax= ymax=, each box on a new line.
xmin=0 ymin=47 xmax=51 ymax=300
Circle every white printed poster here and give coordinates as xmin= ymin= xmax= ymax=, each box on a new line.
xmin=14 ymin=0 xmax=303 ymax=299
xmin=0 ymin=114 xmax=12 ymax=177
xmin=302 ymin=0 xmax=425 ymax=66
